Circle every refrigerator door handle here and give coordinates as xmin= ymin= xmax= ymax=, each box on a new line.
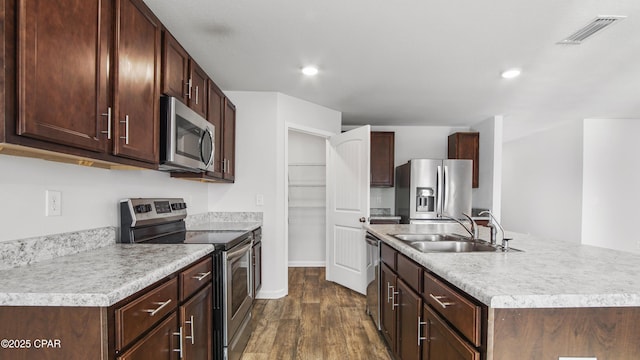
xmin=443 ymin=165 xmax=449 ymax=215
xmin=437 ymin=165 xmax=443 ymax=215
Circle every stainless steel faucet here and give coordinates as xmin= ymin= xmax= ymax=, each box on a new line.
xmin=438 ymin=213 xmax=478 ymax=240
xmin=479 ymin=210 xmax=508 ymax=249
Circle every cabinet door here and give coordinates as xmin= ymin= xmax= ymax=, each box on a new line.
xmin=370 ymin=132 xmax=395 ymax=187
xmin=188 ymin=61 xmax=208 ymax=118
xmin=397 ymin=278 xmax=422 ymax=360
xmin=161 ymin=31 xmax=189 ymax=103
xmin=114 ymin=0 xmax=161 ymax=164
xmin=181 ymin=284 xmax=212 ymax=360
xmin=252 ymin=241 xmax=262 ymax=294
xmin=381 ymin=263 xmax=398 ymax=354
xmin=422 ymin=304 xmax=480 ymax=360
xmin=223 ymin=98 xmax=236 ymax=181
xmin=207 ymin=80 xmax=224 ymax=178
xmin=117 ymin=312 xmax=180 ymax=360
xmin=448 ymin=132 xmax=479 ymax=188
xmin=17 ymin=0 xmax=111 ymax=152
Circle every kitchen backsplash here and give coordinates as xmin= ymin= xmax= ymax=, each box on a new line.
xmin=1 ymin=212 xmax=263 ymax=270
xmin=0 ymin=227 xmax=115 ymax=271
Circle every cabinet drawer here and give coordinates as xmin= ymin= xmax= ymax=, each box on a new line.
xmin=423 ymin=272 xmax=481 ymax=347
xmin=117 ymin=312 xmax=179 ymax=360
xmin=116 ymin=277 xmax=178 ymax=350
xmin=180 ymin=256 xmax=213 ymax=301
xmin=381 ymin=242 xmax=397 ymax=270
xmin=423 ymin=304 xmax=480 ymax=360
xmin=397 ymin=254 xmax=421 ymax=293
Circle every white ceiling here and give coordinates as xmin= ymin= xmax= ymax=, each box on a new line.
xmin=144 ymin=0 xmax=640 ymax=140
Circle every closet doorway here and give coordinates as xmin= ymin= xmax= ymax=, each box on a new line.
xmin=287 ymin=129 xmax=327 ymax=267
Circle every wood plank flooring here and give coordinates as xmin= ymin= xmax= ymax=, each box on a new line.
xmin=241 ymin=267 xmax=392 ymax=360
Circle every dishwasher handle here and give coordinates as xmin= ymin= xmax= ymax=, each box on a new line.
xmin=365 ymin=233 xmax=381 ymax=246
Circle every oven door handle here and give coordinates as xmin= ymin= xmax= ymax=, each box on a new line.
xmin=226 ymin=239 xmax=253 ymax=261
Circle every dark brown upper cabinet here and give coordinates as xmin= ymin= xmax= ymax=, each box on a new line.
xmin=3 ymin=0 xmax=160 ymax=168
xmin=222 ymin=98 xmax=236 ymax=181
xmin=189 ymin=61 xmax=208 ymax=118
xmin=16 ymin=0 xmax=111 ymax=153
xmin=161 ymin=31 xmax=208 ymax=119
xmin=448 ymin=132 xmax=479 ymax=188
xmin=113 ymin=0 xmax=161 ymax=164
xmin=161 ymin=31 xmax=189 ymax=104
xmin=371 ymin=131 xmax=395 ymax=187
xmin=207 ymin=80 xmax=225 ymax=178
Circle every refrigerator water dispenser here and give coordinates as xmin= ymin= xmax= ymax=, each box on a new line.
xmin=416 ymin=187 xmax=435 ymax=212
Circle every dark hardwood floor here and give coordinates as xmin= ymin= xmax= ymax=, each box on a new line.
xmin=241 ymin=267 xmax=392 ymax=360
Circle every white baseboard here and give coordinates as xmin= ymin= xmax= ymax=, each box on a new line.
xmin=287 ymin=261 xmax=326 ymax=267
xmin=254 ymin=287 xmax=287 ymax=299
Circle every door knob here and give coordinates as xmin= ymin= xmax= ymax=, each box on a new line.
xmin=359 ymin=217 xmax=366 ymax=223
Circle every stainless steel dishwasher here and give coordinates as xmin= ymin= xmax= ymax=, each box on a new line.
xmin=365 ymin=231 xmax=381 ymax=330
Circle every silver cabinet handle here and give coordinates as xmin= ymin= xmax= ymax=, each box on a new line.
xmin=192 ymin=271 xmax=211 ymax=281
xmin=142 ymin=299 xmax=172 ymax=316
xmin=195 ymin=86 xmax=199 ymax=104
xmin=187 ymin=78 xmax=192 ymax=99
xmin=185 ymin=315 xmax=195 ymax=345
xmin=120 ymin=115 xmax=129 ymax=145
xmin=387 ymin=283 xmax=393 ymax=303
xmin=418 ymin=316 xmax=427 ymax=345
xmin=100 ymin=107 xmax=111 ymax=139
xmin=173 ymin=326 xmax=184 ymax=358
xmin=429 ymin=294 xmax=454 ymax=308
xmin=392 ymin=288 xmax=399 ymax=309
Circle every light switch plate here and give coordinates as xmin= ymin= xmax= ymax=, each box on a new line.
xmin=46 ymin=190 xmax=61 ymax=216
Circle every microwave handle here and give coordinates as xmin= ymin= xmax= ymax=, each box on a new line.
xmin=202 ymin=128 xmax=215 ymax=168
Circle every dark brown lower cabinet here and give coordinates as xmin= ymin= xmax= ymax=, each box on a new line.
xmin=117 ymin=312 xmax=180 ymax=360
xmin=381 ymin=263 xmax=398 ymax=355
xmin=422 ymin=305 xmax=480 ymax=360
xmin=180 ymin=284 xmax=213 ymax=360
xmin=397 ymin=279 xmax=422 ymax=360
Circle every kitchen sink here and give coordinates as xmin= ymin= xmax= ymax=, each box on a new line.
xmin=390 ymin=233 xmax=470 ymax=242
xmin=407 ymin=240 xmax=500 ymax=253
xmin=387 ymin=232 xmax=521 ymax=253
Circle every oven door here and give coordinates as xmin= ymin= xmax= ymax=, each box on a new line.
xmin=160 ymin=96 xmax=215 ymax=172
xmin=223 ymin=238 xmax=253 ymax=344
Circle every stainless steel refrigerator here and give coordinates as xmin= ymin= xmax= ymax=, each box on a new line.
xmin=395 ymin=159 xmax=472 ymax=223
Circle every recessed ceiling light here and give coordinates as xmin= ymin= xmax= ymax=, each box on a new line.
xmin=301 ymin=66 xmax=319 ymax=76
xmin=501 ymin=68 xmax=521 ymax=79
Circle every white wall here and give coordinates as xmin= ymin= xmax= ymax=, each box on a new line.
xmin=582 ymin=118 xmax=640 ymax=254
xmin=471 ymin=116 xmax=503 ymax=220
xmin=0 ymin=155 xmax=209 ymax=242
xmin=501 ymin=119 xmax=583 ymax=243
xmin=209 ymin=91 xmax=341 ymax=298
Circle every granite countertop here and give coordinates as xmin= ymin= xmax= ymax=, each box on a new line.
xmin=0 ymin=244 xmax=214 ymax=307
xmin=187 ymin=221 xmax=262 ymax=232
xmin=366 ymin=223 xmax=640 ymax=309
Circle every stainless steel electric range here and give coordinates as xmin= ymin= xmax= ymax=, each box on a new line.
xmin=119 ymin=198 xmax=253 ymax=360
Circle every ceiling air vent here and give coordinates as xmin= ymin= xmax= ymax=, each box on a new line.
xmin=557 ymin=15 xmax=626 ymax=45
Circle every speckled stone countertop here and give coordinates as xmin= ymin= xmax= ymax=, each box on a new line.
xmin=0 ymin=244 xmax=214 ymax=307
xmin=366 ymin=223 xmax=640 ymax=309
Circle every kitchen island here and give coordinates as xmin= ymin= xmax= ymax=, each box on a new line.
xmin=367 ymin=223 xmax=640 ymax=359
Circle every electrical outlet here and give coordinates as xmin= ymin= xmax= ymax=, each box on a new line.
xmin=46 ymin=190 xmax=61 ymax=216
xmin=256 ymin=194 xmax=264 ymax=206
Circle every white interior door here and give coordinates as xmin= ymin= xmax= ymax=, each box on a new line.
xmin=326 ymin=125 xmax=370 ymax=294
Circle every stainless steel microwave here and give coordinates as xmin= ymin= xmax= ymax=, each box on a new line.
xmin=159 ymin=96 xmax=215 ymax=172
